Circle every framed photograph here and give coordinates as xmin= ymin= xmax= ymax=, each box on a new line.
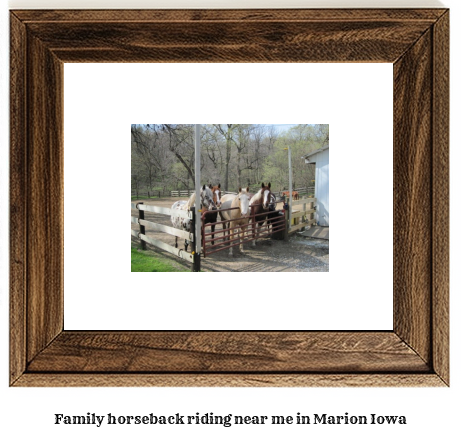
xmin=10 ymin=9 xmax=449 ymax=386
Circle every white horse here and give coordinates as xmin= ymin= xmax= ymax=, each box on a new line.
xmin=171 ymin=200 xmax=190 ymax=250
xmin=171 ymin=185 xmax=216 ymax=250
xmin=219 ymin=187 xmax=250 ymax=256
xmin=220 ymin=193 xmax=236 ymax=204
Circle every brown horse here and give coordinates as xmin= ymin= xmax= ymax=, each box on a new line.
xmin=282 ymin=190 xmax=299 ymax=200
xmin=219 ymin=187 xmax=251 ymax=256
xmin=209 ymin=183 xmax=222 ymax=207
xmin=249 ymin=182 xmax=273 ymax=245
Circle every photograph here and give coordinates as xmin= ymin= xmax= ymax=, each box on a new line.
xmin=131 ymin=124 xmax=329 ymax=272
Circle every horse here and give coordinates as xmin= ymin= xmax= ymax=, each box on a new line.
xmin=281 ymin=190 xmax=299 ymax=201
xmin=219 ymin=187 xmax=251 ymax=256
xmin=202 ymin=184 xmax=222 ymax=246
xmin=186 ymin=184 xmax=216 ymax=214
xmin=213 ymin=191 xmax=237 ymax=243
xmin=249 ymin=182 xmax=273 ymax=245
xmin=266 ymin=193 xmax=278 ymax=232
xmin=171 ymin=200 xmax=191 ymax=251
xmin=220 ymin=192 xmax=237 ymax=204
xmin=209 ymin=183 xmax=222 ymax=208
xmin=171 ymin=185 xmax=216 ymax=251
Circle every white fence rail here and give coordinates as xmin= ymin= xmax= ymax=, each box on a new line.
xmin=139 ymin=233 xmax=194 ymax=262
xmin=132 ymin=187 xmax=315 ymax=199
xmin=170 ymin=190 xmax=195 ymax=197
xmin=289 ymin=197 xmax=317 ymax=233
xmin=139 ymin=219 xmax=191 ymax=240
xmin=130 ymin=202 xmax=191 ymax=219
xmin=131 ymin=202 xmax=194 ymax=265
xmin=170 ymin=190 xmax=237 ymax=197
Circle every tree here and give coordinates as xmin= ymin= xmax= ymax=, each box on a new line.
xmin=261 ymin=124 xmax=329 ymax=191
xmin=131 ymin=124 xmax=328 ymax=196
xmin=162 ymin=124 xmax=196 ymax=187
xmin=131 ymin=124 xmax=167 ymax=193
xmin=213 ymin=124 xmax=238 ymax=192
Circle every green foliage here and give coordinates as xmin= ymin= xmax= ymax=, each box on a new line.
xmin=261 ymin=124 xmax=328 ymax=191
xmin=261 ymin=145 xmax=289 ymax=189
xmin=131 ymin=247 xmax=189 ymax=272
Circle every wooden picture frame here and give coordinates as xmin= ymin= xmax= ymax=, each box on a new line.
xmin=10 ymin=9 xmax=449 ymax=387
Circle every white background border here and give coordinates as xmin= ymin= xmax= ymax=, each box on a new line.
xmin=64 ymin=63 xmax=393 ymax=331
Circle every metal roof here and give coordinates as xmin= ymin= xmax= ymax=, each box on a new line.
xmin=301 ymin=144 xmax=329 ymax=159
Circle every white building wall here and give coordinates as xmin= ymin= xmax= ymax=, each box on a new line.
xmin=314 ymin=149 xmax=329 ymax=226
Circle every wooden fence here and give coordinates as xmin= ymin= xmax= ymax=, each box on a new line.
xmin=170 ymin=190 xmax=237 ymax=197
xmin=131 ymin=190 xmax=162 ymax=199
xmin=170 ymin=189 xmax=196 ymax=197
xmin=171 ymin=188 xmax=314 ymax=198
xmin=276 ymin=186 xmax=315 ymax=198
xmin=287 ymin=197 xmax=317 ymax=234
xmin=131 ymin=187 xmax=314 ymax=199
xmin=131 ymin=202 xmax=200 ymax=270
xmin=131 ymin=195 xmax=316 ymax=271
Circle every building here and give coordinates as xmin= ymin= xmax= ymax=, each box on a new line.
xmin=302 ymin=145 xmax=329 ymax=226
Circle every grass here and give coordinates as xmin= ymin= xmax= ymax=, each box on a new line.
xmin=131 ymin=247 xmax=189 ymax=272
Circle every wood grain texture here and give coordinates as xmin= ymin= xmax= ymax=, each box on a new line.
xmin=26 ymin=34 xmax=64 ymax=361
xmin=13 ymin=374 xmax=446 ymax=388
xmin=9 ymin=13 xmax=27 ymax=384
xmin=432 ymin=11 xmax=450 ymax=385
xmin=9 ymin=9 xmax=449 ymax=387
xmin=27 ymin=332 xmax=429 ymax=373
xmin=12 ymin=9 xmax=447 ymax=23
xmin=25 ymin=20 xmax=433 ymax=63
xmin=393 ymin=28 xmax=433 ymax=364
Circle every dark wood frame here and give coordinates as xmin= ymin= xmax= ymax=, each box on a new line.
xmin=10 ymin=9 xmax=449 ymax=387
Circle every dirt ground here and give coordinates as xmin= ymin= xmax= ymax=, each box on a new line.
xmin=131 ymin=197 xmax=329 ymax=272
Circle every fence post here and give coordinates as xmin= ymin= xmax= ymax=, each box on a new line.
xmin=251 ymin=204 xmax=256 ymax=241
xmin=137 ymin=202 xmax=146 ymax=250
xmin=312 ymin=199 xmax=317 ymax=225
xmin=284 ymin=201 xmax=289 ymax=241
xmin=302 ymin=195 xmax=307 ymax=232
xmin=201 ymin=211 xmax=206 ymax=258
xmin=190 ymin=207 xmax=201 ymax=272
